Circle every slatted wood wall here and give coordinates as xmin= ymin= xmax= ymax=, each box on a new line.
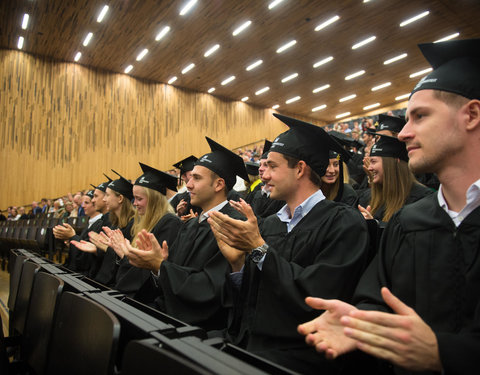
xmin=0 ymin=49 xmax=326 ymax=209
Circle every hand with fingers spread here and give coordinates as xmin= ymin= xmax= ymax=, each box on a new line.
xmin=88 ymin=231 xmax=110 ymax=252
xmin=298 ymin=297 xmax=358 ymax=359
xmin=340 ymin=287 xmax=442 ymax=372
xmin=52 ymin=223 xmax=76 ymax=240
xmin=358 ymin=204 xmax=374 ymax=220
xmin=180 ymin=209 xmax=198 ymax=222
xmin=70 ymin=240 xmax=98 ymax=253
xmin=125 ymin=229 xmax=169 ymax=272
xmin=207 ymin=199 xmax=264 ymax=251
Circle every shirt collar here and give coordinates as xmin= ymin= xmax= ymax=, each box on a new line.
xmin=199 ymin=200 xmax=229 ymax=223
xmin=277 ymin=189 xmax=325 ymax=223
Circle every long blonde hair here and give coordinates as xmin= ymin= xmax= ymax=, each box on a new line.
xmin=109 ymin=191 xmax=135 ymax=228
xmin=131 ymin=186 xmax=174 ymax=245
xmin=370 ymin=157 xmax=416 ymax=222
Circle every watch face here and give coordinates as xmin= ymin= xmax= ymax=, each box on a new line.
xmin=251 ymin=249 xmax=264 ymax=263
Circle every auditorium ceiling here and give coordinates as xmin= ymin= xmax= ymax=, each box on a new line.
xmin=1 ymin=0 xmax=479 ymax=123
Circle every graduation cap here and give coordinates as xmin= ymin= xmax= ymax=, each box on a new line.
xmin=370 ymin=134 xmax=408 ymax=162
xmin=85 ymin=190 xmax=94 ymax=199
xmin=376 ymin=114 xmax=406 ymax=133
xmin=195 ymin=137 xmax=249 ymax=190
xmin=135 ymin=162 xmax=178 ymax=195
xmin=173 ymin=155 xmax=198 ymax=176
xmin=108 ymin=169 xmax=134 ymax=201
xmin=245 ymin=161 xmax=260 ymax=176
xmin=410 ymin=38 xmax=480 ymax=100
xmin=260 ymin=139 xmax=272 ymax=159
xmin=92 ymin=174 xmax=112 ymax=193
xmin=271 ymin=113 xmax=346 ymax=177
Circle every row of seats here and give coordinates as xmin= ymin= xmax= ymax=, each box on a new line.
xmin=4 ymin=248 xmax=296 ymax=375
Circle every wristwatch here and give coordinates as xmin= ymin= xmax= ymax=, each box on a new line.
xmin=251 ymin=243 xmax=269 ymax=263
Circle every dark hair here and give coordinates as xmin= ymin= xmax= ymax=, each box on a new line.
xmin=282 ymin=154 xmax=322 ymax=187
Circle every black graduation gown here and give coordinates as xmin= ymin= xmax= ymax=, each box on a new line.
xmin=154 ymin=203 xmax=245 ymax=332
xmin=250 ymin=189 xmax=286 ymax=218
xmin=113 ymin=213 xmax=182 ymax=299
xmin=353 ymin=193 xmax=480 ymax=375
xmin=94 ymin=218 xmax=134 ymax=287
xmin=244 ymin=181 xmax=263 ymax=205
xmin=337 ymin=183 xmax=359 ymax=207
xmin=227 ymin=199 xmax=371 ymax=374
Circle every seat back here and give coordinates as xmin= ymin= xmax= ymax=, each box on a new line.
xmin=7 ymin=254 xmax=27 ymax=311
xmin=45 ymin=292 xmax=120 ymax=375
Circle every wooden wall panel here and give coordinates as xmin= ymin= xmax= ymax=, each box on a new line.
xmin=0 ymin=49 xmax=325 ymax=209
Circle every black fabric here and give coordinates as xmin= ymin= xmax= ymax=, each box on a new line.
xmin=250 ymin=189 xmax=285 ymax=219
xmin=226 ymin=199 xmax=371 ymax=373
xmin=244 ymin=181 xmax=263 ymax=205
xmin=154 ymin=204 xmax=245 ymax=332
xmin=353 ymin=193 xmax=480 ymax=375
xmin=337 ymin=183 xmax=359 ymax=207
xmin=169 ymin=191 xmax=202 ymax=216
xmin=136 ymin=163 xmax=178 ymax=194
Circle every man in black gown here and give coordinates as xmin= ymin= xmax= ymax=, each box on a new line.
xmin=298 ymin=38 xmax=480 ymax=374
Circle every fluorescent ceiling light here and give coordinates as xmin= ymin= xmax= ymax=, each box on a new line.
xmin=74 ymin=52 xmax=82 ymax=62
xmin=97 ymin=5 xmax=109 ymax=22
xmin=339 ymin=94 xmax=356 ymax=102
xmin=124 ymin=65 xmax=133 ymax=74
xmin=313 ymin=84 xmax=330 ymax=93
xmin=204 ymin=44 xmax=220 ymax=57
xmin=345 ymin=70 xmax=365 ymax=80
xmin=336 ymin=112 xmax=351 ymax=119
xmin=272 ymin=104 xmax=280 ymax=109
xmin=285 ymin=96 xmax=300 ymax=104
xmin=255 ymin=87 xmax=270 ymax=95
xmin=181 ymin=63 xmax=195 ymax=74
xmin=281 ymin=73 xmax=298 ymax=83
xmin=409 ymin=68 xmax=432 ymax=78
xmin=221 ymin=76 xmax=236 ymax=85
xmin=400 ymin=11 xmax=429 ymax=27
xmin=208 ymin=87 xmax=215 ymax=93
xmin=168 ymin=76 xmax=177 ymax=84
xmin=352 ymin=36 xmax=376 ymax=49
xmin=22 ymin=14 xmax=29 ymax=29
xmin=180 ymin=0 xmax=198 ymax=16
xmin=312 ymin=104 xmax=327 ymax=112
xmin=241 ymin=97 xmax=249 ymax=102
xmin=268 ymin=0 xmax=285 ymax=9
xmin=384 ymin=53 xmax=407 ymax=65
xmin=395 ymin=93 xmax=410 ymax=101
xmin=313 ymin=56 xmax=333 ymax=68
xmin=233 ymin=20 xmax=252 ymax=36
xmin=83 ymin=32 xmax=93 ymax=46
xmin=155 ymin=26 xmax=170 ymax=41
xmin=276 ymin=40 xmax=296 ymax=53
xmin=246 ymin=59 xmax=263 ymax=71
xmin=363 ymin=103 xmax=380 ymax=110
xmin=315 ymin=15 xmax=339 ymax=31
xmin=17 ymin=36 xmax=24 ymax=49
xmin=371 ymin=82 xmax=391 ymax=91
xmin=136 ymin=49 xmax=149 ymax=61
xmin=434 ymin=32 xmax=460 ymax=43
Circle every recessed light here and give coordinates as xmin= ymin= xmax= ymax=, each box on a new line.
xmin=255 ymin=87 xmax=270 ymax=95
xmin=124 ymin=65 xmax=133 ymax=74
xmin=281 ymin=73 xmax=298 ymax=83
xmin=276 ymin=40 xmax=296 ymax=53
xmin=83 ymin=32 xmax=93 ymax=47
xmin=21 ymin=14 xmax=29 ymax=30
xmin=204 ymin=44 xmax=220 ymax=57
xmin=97 ymin=5 xmax=109 ymax=23
xmin=345 ymin=70 xmax=365 ymax=80
xmin=384 ymin=53 xmax=407 ymax=65
xmin=272 ymin=104 xmax=280 ymax=109
xmin=17 ymin=36 xmax=24 ymax=49
xmin=233 ymin=20 xmax=252 ymax=36
xmin=155 ymin=26 xmax=170 ymax=41
xmin=313 ymin=84 xmax=330 ymax=93
xmin=168 ymin=76 xmax=177 ymax=84
xmin=313 ymin=56 xmax=334 ymax=68
xmin=136 ymin=49 xmax=149 ymax=61
xmin=400 ymin=11 xmax=429 ymax=27
xmin=241 ymin=96 xmax=249 ymax=102
xmin=268 ymin=0 xmax=285 ymax=9
xmin=339 ymin=94 xmax=356 ymax=102
xmin=312 ymin=104 xmax=327 ymax=112
xmin=371 ymin=82 xmax=391 ymax=91
xmin=74 ymin=52 xmax=82 ymax=62
xmin=180 ymin=0 xmax=198 ymax=16
xmin=181 ymin=63 xmax=195 ymax=74
xmin=314 ymin=15 xmax=339 ymax=31
xmin=363 ymin=103 xmax=380 ymax=110
xmin=285 ymin=96 xmax=300 ymax=104
xmin=221 ymin=76 xmax=236 ymax=85
xmin=409 ymin=68 xmax=432 ymax=78
xmin=434 ymin=32 xmax=460 ymax=43
xmin=395 ymin=93 xmax=410 ymax=101
xmin=336 ymin=112 xmax=351 ymax=119
xmin=208 ymin=87 xmax=215 ymax=93
xmin=352 ymin=36 xmax=376 ymax=49
xmin=246 ymin=59 xmax=263 ymax=71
